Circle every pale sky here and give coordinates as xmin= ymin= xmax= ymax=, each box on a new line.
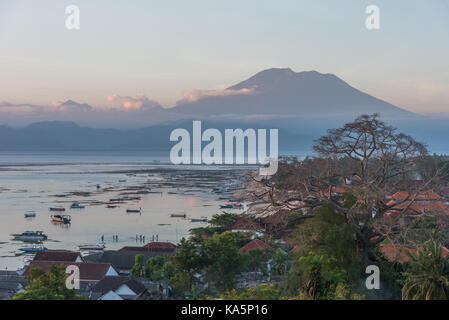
xmin=0 ymin=0 xmax=448 ymax=115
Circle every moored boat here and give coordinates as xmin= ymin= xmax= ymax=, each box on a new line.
xmin=190 ymin=217 xmax=208 ymax=223
xmin=220 ymin=205 xmax=233 ymax=209
xmin=70 ymin=202 xmax=85 ymax=209
xmin=51 ymin=214 xmax=71 ymax=224
xmin=49 ymin=207 xmax=65 ymax=212
xmin=24 ymin=211 xmax=36 ymax=218
xmin=12 ymin=231 xmax=48 ymax=241
xmin=126 ymin=208 xmax=141 ymax=213
xmin=19 ymin=244 xmax=47 ymax=253
xmin=170 ymin=213 xmax=186 ymax=218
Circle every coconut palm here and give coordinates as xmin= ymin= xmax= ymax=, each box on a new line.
xmin=401 ymin=241 xmax=449 ymax=300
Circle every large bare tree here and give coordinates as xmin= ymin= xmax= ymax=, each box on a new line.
xmin=248 ymin=114 xmax=449 ymax=266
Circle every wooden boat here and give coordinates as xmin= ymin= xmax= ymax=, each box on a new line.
xmin=12 ymin=231 xmax=48 ymax=241
xmin=49 ymin=207 xmax=65 ymax=212
xmin=78 ymin=243 xmax=105 ymax=251
xmin=24 ymin=211 xmax=36 ymax=218
xmin=220 ymin=205 xmax=233 ymax=209
xmin=126 ymin=208 xmax=141 ymax=213
xmin=170 ymin=213 xmax=186 ymax=218
xmin=51 ymin=214 xmax=71 ymax=224
xmin=190 ymin=217 xmax=208 ymax=223
xmin=106 ymin=205 xmax=118 ymax=208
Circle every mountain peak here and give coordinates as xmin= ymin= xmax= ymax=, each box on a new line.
xmin=228 ymin=67 xmax=343 ymax=91
xmin=173 ymin=67 xmax=416 ymax=118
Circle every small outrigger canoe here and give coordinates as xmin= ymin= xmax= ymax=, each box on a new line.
xmin=51 ymin=214 xmax=71 ymax=224
xmin=170 ymin=213 xmax=186 ymax=218
xmin=19 ymin=244 xmax=47 ymax=253
xmin=70 ymin=202 xmax=85 ymax=209
xmin=126 ymin=208 xmax=141 ymax=213
xmin=190 ymin=217 xmax=208 ymax=223
xmin=50 ymin=207 xmax=65 ymax=212
xmin=220 ymin=205 xmax=233 ymax=209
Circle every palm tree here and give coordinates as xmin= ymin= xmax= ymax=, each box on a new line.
xmin=401 ymin=241 xmax=449 ymax=300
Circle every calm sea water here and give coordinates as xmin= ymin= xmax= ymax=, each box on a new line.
xmin=0 ymin=152 xmax=251 ymax=270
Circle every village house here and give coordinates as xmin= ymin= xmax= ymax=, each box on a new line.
xmin=24 ymin=261 xmax=119 ymax=286
xmin=226 ymin=216 xmax=264 ymax=238
xmin=239 ymin=239 xmax=274 ymax=254
xmin=261 ymin=209 xmax=290 ymax=234
xmin=385 ymin=190 xmax=449 ymax=217
xmin=142 ymin=242 xmax=178 ymax=253
xmin=88 ymin=276 xmax=150 ymax=300
xmin=380 ymin=243 xmax=449 ymax=264
xmin=83 ymin=250 xmax=165 ymax=275
xmin=33 ymin=250 xmax=83 ymax=263
xmin=119 ymin=242 xmax=178 ymax=255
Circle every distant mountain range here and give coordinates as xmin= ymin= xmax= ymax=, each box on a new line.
xmin=0 ymin=120 xmax=313 ymax=152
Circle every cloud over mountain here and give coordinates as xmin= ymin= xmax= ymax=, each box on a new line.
xmin=177 ymin=88 xmax=256 ymax=104
xmin=49 ymin=99 xmax=93 ymax=112
xmin=106 ymin=94 xmax=163 ymax=110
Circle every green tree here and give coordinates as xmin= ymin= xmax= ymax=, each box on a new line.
xmin=270 ymin=249 xmax=291 ymax=277
xmin=162 ymin=260 xmax=175 ymax=280
xmin=217 ymin=284 xmax=281 ymax=300
xmin=284 ymin=251 xmax=347 ymax=299
xmin=209 ymin=212 xmax=239 ymax=229
xmin=146 ymin=256 xmax=166 ymax=280
xmin=201 ymin=232 xmax=248 ymax=292
xmin=130 ymin=254 xmax=146 ymax=277
xmin=13 ymin=265 xmax=86 ymax=300
xmin=401 ymin=241 xmax=449 ymax=300
xmin=243 ymin=248 xmax=270 ymax=276
xmin=170 ymin=238 xmax=203 ymax=293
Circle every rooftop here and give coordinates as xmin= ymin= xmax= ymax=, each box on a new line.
xmin=240 ymin=239 xmax=274 ymax=253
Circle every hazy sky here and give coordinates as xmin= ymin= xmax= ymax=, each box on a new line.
xmin=0 ymin=0 xmax=448 ymax=115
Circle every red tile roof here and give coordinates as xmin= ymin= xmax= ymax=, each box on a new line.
xmin=386 ymin=199 xmax=449 ymax=216
xmin=380 ymin=245 xmax=418 ymax=263
xmin=24 ymin=261 xmax=114 ymax=283
xmin=381 ymin=244 xmax=449 ymax=263
xmin=119 ymin=244 xmax=177 ymax=254
xmin=33 ymin=250 xmax=80 ymax=262
xmin=239 ymin=239 xmax=273 ymax=253
xmin=142 ymin=242 xmax=177 ymax=250
xmin=391 ymin=190 xmax=442 ymax=201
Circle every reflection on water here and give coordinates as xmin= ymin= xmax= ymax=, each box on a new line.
xmin=0 ymin=152 xmax=250 ymax=270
